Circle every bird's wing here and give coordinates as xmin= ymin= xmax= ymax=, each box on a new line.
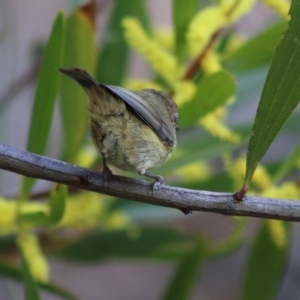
xmin=100 ymin=84 xmax=174 ymax=146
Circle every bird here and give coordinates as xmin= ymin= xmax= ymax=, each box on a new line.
xmin=59 ymin=67 xmax=178 ymax=188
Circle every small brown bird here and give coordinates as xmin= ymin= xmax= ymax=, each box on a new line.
xmin=59 ymin=68 xmax=178 ymax=188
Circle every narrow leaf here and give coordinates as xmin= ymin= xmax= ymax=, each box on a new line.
xmin=60 ymin=5 xmax=96 ymax=162
xmin=157 ymin=124 xmax=250 ymax=175
xmin=172 ymin=0 xmax=199 ymax=62
xmin=241 ymin=221 xmax=289 ymax=300
xmin=96 ymin=0 xmax=149 ymax=85
xmin=48 ymin=184 xmax=67 ymax=223
xmin=57 ymin=227 xmax=193 ymax=262
xmin=19 ymin=185 xmax=67 ymax=226
xmin=162 ymin=238 xmax=206 ymax=300
xmin=225 ymin=22 xmax=287 ymax=72
xmin=244 ymin=1 xmax=300 ymax=186
xmin=21 ymin=251 xmax=41 ymax=300
xmin=21 ymin=12 xmax=65 ymax=197
xmin=273 ymin=142 xmax=300 ymax=182
xmin=0 ymin=259 xmax=77 ymax=300
xmin=179 ymin=71 xmax=235 ymax=128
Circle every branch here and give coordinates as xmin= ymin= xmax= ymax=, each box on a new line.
xmin=0 ymin=142 xmax=300 ymax=221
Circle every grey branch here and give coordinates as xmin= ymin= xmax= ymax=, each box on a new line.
xmin=0 ymin=142 xmax=299 ymax=221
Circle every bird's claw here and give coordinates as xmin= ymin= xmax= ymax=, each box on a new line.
xmin=152 ymin=176 xmax=164 ymax=190
xmin=102 ymin=166 xmax=112 ymax=186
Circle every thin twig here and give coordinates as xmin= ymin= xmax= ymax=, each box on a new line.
xmin=182 ymin=0 xmax=240 ymax=81
xmin=182 ymin=29 xmax=222 ymax=81
xmin=0 ymin=142 xmax=300 ymax=221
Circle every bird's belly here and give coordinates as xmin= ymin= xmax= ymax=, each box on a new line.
xmin=91 ymin=119 xmax=174 ymax=174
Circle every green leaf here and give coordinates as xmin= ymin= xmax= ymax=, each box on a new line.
xmin=19 ymin=185 xmax=67 ymax=226
xmin=244 ymin=1 xmax=300 ymax=186
xmin=225 ymin=22 xmax=287 ymax=72
xmin=157 ymin=124 xmax=250 ymax=175
xmin=162 ymin=238 xmax=206 ymax=300
xmin=48 ymin=184 xmax=67 ymax=222
xmin=172 ymin=0 xmax=199 ymax=63
xmin=0 ymin=259 xmax=77 ymax=300
xmin=57 ymin=227 xmax=193 ymax=262
xmin=60 ymin=7 xmax=96 ymax=162
xmin=96 ymin=0 xmax=149 ymax=85
xmin=179 ymin=71 xmax=235 ymax=128
xmin=272 ymin=141 xmax=300 ymax=183
xmin=21 ymin=12 xmax=65 ymax=197
xmin=208 ymin=217 xmax=247 ymax=259
xmin=21 ymin=251 xmax=41 ymax=300
xmin=241 ymin=221 xmax=289 ymax=300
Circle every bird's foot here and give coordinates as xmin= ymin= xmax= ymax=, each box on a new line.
xmin=143 ymin=172 xmax=164 ymax=190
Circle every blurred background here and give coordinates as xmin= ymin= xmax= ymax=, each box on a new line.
xmin=0 ymin=1 xmax=299 ymax=300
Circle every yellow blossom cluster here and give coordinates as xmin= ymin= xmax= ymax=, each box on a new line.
xmin=122 ymin=18 xmax=196 ymax=106
xmin=0 ymin=192 xmax=131 ymax=284
xmin=201 ymin=51 xmax=222 ymax=74
xmin=154 ymin=28 xmax=174 ymax=51
xmin=260 ymin=182 xmax=299 ymax=200
xmin=224 ymin=155 xmax=298 ymax=249
xmin=0 ymin=193 xmax=130 ymax=234
xmin=59 ymin=193 xmax=104 ymax=228
xmin=219 ymin=0 xmax=257 ymax=23
xmin=0 ymin=199 xmax=18 ymax=235
xmin=262 ymin=0 xmax=290 ymax=20
xmin=173 ymin=81 xmax=196 ymax=106
xmin=122 ymin=18 xmax=179 ymax=86
xmin=174 ymin=161 xmax=212 ymax=182
xmin=267 ymin=220 xmax=287 ymax=248
xmin=0 ymin=199 xmax=49 ymax=236
xmin=60 ymin=193 xmax=131 ymax=230
xmin=187 ymin=0 xmax=256 ymax=57
xmin=76 ymin=144 xmax=98 ymax=168
xmin=187 ymin=7 xmax=227 ymax=57
xmin=227 ymin=156 xmax=271 ymax=190
xmin=199 ymin=108 xmax=241 ymax=143
xmin=18 ymin=232 xmax=49 ymax=283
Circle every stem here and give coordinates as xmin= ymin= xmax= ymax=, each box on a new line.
xmin=0 ymin=142 xmax=300 ymax=222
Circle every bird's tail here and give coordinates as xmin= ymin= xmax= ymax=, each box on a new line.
xmin=58 ymin=67 xmax=98 ymax=88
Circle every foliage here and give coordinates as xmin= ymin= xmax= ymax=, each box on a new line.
xmin=0 ymin=0 xmax=298 ymax=299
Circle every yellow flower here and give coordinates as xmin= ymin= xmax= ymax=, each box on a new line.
xmin=225 ymin=156 xmax=271 ymax=190
xmin=18 ymin=232 xmax=49 ymax=283
xmin=154 ymin=28 xmax=174 ymax=51
xmin=122 ymin=18 xmax=179 ymax=86
xmin=174 ymin=161 xmax=212 ymax=182
xmin=202 ymin=51 xmax=222 ymax=74
xmin=104 ymin=211 xmax=131 ymax=230
xmin=199 ymin=109 xmax=240 ymax=143
xmin=223 ymin=34 xmax=247 ymax=55
xmin=220 ymin=0 xmax=257 ymax=23
xmin=76 ymin=144 xmax=98 ymax=168
xmin=267 ymin=220 xmax=287 ymax=248
xmin=261 ymin=182 xmax=299 ymax=200
xmin=173 ymin=81 xmax=196 ymax=106
xmin=262 ymin=0 xmax=290 ymax=20
xmin=59 ymin=193 xmax=104 ymax=228
xmin=0 ymin=199 xmax=48 ymax=236
xmin=187 ymin=7 xmax=226 ymax=56
xmin=0 ymin=199 xmax=17 ymax=235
